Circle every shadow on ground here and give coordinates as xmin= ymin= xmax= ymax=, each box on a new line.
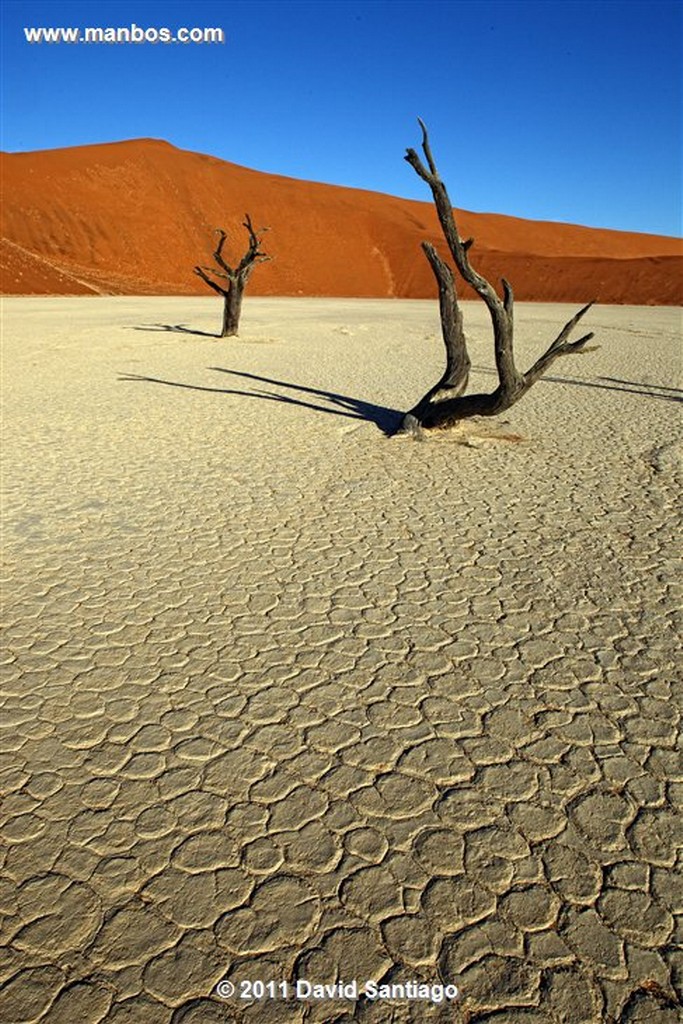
xmin=130 ymin=323 xmax=220 ymax=338
xmin=472 ymin=365 xmax=683 ymax=402
xmin=119 ymin=367 xmax=402 ymax=434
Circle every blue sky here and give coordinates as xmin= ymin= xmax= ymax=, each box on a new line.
xmin=2 ymin=0 xmax=681 ymax=236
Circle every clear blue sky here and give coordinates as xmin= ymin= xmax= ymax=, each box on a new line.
xmin=2 ymin=0 xmax=681 ymax=236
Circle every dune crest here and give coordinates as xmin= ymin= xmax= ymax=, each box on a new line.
xmin=1 ymin=139 xmax=681 ymax=303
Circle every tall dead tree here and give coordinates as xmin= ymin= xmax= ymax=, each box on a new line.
xmin=194 ymin=215 xmax=271 ymax=337
xmin=399 ymin=121 xmax=596 ymax=436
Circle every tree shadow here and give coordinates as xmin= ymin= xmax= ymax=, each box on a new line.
xmin=130 ymin=323 xmax=220 ymax=338
xmin=471 ymin=365 xmax=682 ymax=402
xmin=210 ymin=368 xmax=402 ymax=432
xmin=598 ymin=376 xmax=683 ymax=397
xmin=119 ymin=368 xmax=402 ymax=434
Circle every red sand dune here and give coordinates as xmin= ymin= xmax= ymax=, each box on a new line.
xmin=1 ymin=139 xmax=681 ymax=303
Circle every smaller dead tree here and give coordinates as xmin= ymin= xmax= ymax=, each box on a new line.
xmin=400 ymin=121 xmax=596 ymax=436
xmin=194 ymin=215 xmax=271 ymax=337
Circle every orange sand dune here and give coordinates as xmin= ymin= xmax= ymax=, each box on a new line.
xmin=0 ymin=238 xmax=102 ymax=295
xmin=1 ymin=139 xmax=681 ymax=303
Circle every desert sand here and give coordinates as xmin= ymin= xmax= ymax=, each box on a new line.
xmin=1 ymin=296 xmax=682 ymax=1023
xmin=2 ymin=140 xmax=682 ymax=304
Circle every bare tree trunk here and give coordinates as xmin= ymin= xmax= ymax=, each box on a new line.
xmin=404 ymin=242 xmax=471 ymax=425
xmin=399 ymin=121 xmax=596 ymax=437
xmin=222 ymin=280 xmax=245 ymax=337
xmin=195 ymin=216 xmax=271 ymax=337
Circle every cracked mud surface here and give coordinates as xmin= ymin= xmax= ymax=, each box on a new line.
xmin=2 ymin=298 xmax=681 ymax=1023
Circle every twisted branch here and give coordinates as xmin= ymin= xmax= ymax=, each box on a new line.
xmin=400 ymin=120 xmax=597 ymax=433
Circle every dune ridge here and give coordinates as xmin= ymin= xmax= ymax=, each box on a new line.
xmin=2 ymin=138 xmax=681 ymax=303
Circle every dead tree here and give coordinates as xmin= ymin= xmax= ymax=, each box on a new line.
xmin=399 ymin=121 xmax=596 ymax=436
xmin=194 ymin=215 xmax=271 ymax=337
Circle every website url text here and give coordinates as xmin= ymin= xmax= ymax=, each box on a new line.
xmin=24 ymin=24 xmax=225 ymax=45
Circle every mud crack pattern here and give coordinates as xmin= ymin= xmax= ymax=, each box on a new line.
xmin=1 ymin=299 xmax=681 ymax=1023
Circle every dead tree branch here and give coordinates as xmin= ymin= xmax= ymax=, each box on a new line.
xmin=400 ymin=120 xmax=595 ymax=435
xmin=194 ymin=216 xmax=271 ymax=337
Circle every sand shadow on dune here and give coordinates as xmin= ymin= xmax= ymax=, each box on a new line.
xmin=119 ymin=368 xmax=402 ymax=434
xmin=130 ymin=323 xmax=220 ymax=338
